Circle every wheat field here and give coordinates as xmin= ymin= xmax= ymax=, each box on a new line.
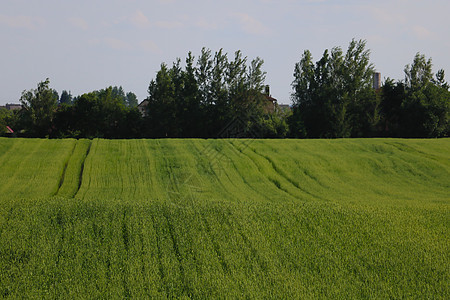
xmin=0 ymin=138 xmax=449 ymax=298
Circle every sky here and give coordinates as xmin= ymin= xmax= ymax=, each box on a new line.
xmin=1 ymin=0 xmax=449 ymax=105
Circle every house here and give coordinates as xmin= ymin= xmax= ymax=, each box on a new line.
xmin=137 ymin=99 xmax=149 ymax=117
xmin=263 ymin=86 xmax=277 ymax=113
xmin=5 ymin=103 xmax=22 ymax=111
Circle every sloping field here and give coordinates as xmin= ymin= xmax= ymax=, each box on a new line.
xmin=0 ymin=138 xmax=449 ymax=298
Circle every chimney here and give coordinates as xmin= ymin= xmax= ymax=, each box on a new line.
xmin=265 ymin=85 xmax=270 ymax=96
xmin=373 ymin=72 xmax=381 ymax=90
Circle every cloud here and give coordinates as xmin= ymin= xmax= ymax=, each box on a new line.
xmin=155 ymin=20 xmax=183 ymax=29
xmin=412 ymin=25 xmax=437 ymax=40
xmin=195 ymin=19 xmax=219 ymax=31
xmin=130 ymin=11 xmax=150 ymax=28
xmin=68 ymin=17 xmax=89 ymax=30
xmin=103 ymin=38 xmax=132 ymax=50
xmin=140 ymin=40 xmax=162 ymax=53
xmin=232 ymin=13 xmax=272 ymax=36
xmin=368 ymin=6 xmax=407 ymax=25
xmin=104 ymin=11 xmax=150 ymax=29
xmin=0 ymin=15 xmax=45 ymax=30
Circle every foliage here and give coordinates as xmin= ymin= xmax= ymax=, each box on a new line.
xmin=291 ymin=39 xmax=378 ymax=138
xmin=59 ymin=90 xmax=73 ymax=105
xmin=19 ymin=78 xmax=58 ymax=137
xmin=0 ymin=138 xmax=449 ymax=298
xmin=379 ymin=53 xmax=450 ymax=137
xmin=145 ymin=48 xmax=267 ymax=138
xmin=256 ymin=108 xmax=290 ymax=138
xmin=125 ymin=91 xmax=138 ymax=107
xmin=50 ymin=86 xmax=141 ymax=138
xmin=146 ymin=63 xmax=179 ymax=137
xmin=6 ymin=45 xmax=449 ymax=139
xmin=291 ymin=43 xmax=449 ymax=138
xmin=109 ymin=86 xmax=139 ymax=108
xmin=0 ymin=108 xmax=17 ymax=135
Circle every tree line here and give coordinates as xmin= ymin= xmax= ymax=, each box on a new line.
xmin=290 ymin=40 xmax=449 ymax=138
xmin=1 ymin=40 xmax=449 ymax=138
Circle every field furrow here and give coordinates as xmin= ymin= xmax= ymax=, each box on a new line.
xmin=76 ymin=139 xmax=92 ymax=195
xmin=0 ymin=139 xmax=18 ymax=170
xmin=54 ymin=142 xmax=77 ymax=196
xmin=235 ymin=140 xmax=323 ymax=202
xmin=217 ymin=141 xmax=277 ymax=203
xmin=228 ymin=140 xmax=301 ymax=202
xmin=73 ymin=139 xmax=96 ymax=200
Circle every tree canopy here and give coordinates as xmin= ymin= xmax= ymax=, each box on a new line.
xmin=1 ymin=43 xmax=448 ymax=139
xmin=380 ymin=53 xmax=450 ymax=137
xmin=290 ymin=39 xmax=379 ymax=138
xmin=145 ymin=48 xmax=272 ymax=138
xmin=290 ymin=41 xmax=449 ymax=138
xmin=19 ymin=78 xmax=59 ymax=137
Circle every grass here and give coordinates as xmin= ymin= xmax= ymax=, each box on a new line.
xmin=0 ymin=138 xmax=449 ymax=298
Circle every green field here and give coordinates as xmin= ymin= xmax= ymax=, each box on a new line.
xmin=0 ymin=138 xmax=449 ymax=298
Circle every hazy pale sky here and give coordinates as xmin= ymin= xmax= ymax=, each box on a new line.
xmin=1 ymin=0 xmax=449 ymax=105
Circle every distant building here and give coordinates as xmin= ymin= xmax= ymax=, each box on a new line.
xmin=373 ymin=72 xmax=381 ymax=90
xmin=277 ymin=104 xmax=291 ymax=112
xmin=5 ymin=103 xmax=22 ymax=111
xmin=137 ymin=100 xmax=149 ymax=117
xmin=263 ymin=85 xmax=277 ymax=113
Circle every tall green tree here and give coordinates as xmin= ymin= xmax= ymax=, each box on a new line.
xmin=146 ymin=63 xmax=178 ymax=137
xmin=401 ymin=53 xmax=449 ymax=137
xmin=196 ymin=48 xmax=213 ymax=107
xmin=342 ymin=40 xmax=378 ymax=137
xmin=179 ymin=52 xmax=202 ymax=137
xmin=19 ymin=78 xmax=58 ymax=137
xmin=109 ymin=86 xmax=138 ymax=107
xmin=378 ymin=53 xmax=449 ymax=137
xmin=145 ymin=48 xmax=268 ymax=138
xmin=290 ymin=50 xmax=314 ymax=137
xmin=59 ymin=90 xmax=73 ymax=104
xmin=290 ymin=39 xmax=378 ymax=138
xmin=125 ymin=92 xmax=138 ymax=107
xmin=404 ymin=53 xmax=433 ymax=91
xmin=207 ymin=49 xmax=230 ymax=135
xmin=379 ymin=78 xmax=406 ymax=136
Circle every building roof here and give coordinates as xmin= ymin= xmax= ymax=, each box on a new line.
xmin=5 ymin=103 xmax=22 ymax=111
